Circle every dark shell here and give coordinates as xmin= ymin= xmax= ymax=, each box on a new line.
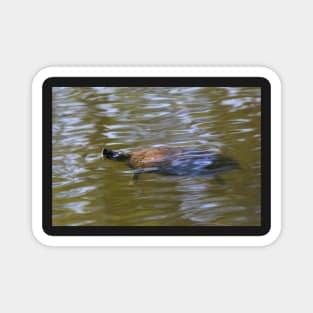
xmin=128 ymin=147 xmax=191 ymax=169
xmin=127 ymin=147 xmax=239 ymax=176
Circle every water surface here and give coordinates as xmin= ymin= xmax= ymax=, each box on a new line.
xmin=52 ymin=87 xmax=261 ymax=226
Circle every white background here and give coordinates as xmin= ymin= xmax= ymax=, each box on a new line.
xmin=0 ymin=0 xmax=311 ymax=312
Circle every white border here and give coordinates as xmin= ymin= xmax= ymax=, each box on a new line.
xmin=32 ymin=67 xmax=281 ymax=247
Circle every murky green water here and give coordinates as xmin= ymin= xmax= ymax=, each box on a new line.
xmin=52 ymin=86 xmax=261 ymax=226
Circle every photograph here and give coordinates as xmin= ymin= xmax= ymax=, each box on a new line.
xmin=52 ymin=85 xmax=261 ymax=227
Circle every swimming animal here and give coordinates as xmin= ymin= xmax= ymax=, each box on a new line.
xmin=101 ymin=146 xmax=239 ymax=183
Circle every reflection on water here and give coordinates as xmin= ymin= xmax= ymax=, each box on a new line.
xmin=52 ymin=87 xmax=261 ymax=226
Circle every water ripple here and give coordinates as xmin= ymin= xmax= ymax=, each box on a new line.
xmin=52 ymin=86 xmax=261 ymax=226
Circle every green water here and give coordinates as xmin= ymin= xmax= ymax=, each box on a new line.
xmin=52 ymin=86 xmax=261 ymax=226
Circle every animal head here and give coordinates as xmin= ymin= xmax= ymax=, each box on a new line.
xmin=102 ymin=148 xmax=119 ymax=160
xmin=101 ymin=148 xmax=130 ymax=161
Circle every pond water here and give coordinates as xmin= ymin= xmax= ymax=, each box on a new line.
xmin=52 ymin=86 xmax=261 ymax=226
